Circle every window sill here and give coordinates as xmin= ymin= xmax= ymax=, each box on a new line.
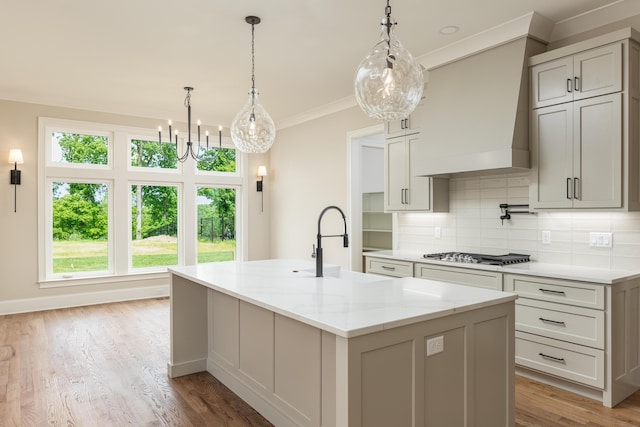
xmin=39 ymin=271 xmax=169 ymax=289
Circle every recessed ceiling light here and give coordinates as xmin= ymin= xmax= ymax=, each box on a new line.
xmin=439 ymin=25 xmax=459 ymax=35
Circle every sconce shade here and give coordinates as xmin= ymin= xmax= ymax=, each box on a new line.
xmin=8 ymin=149 xmax=23 ymax=164
xmin=257 ymin=165 xmax=267 ymax=177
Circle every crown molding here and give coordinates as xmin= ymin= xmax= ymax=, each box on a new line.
xmin=550 ymin=0 xmax=640 ymax=41
xmin=276 ymin=95 xmax=358 ymax=130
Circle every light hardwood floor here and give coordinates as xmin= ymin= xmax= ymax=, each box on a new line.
xmin=0 ymin=298 xmax=638 ymax=426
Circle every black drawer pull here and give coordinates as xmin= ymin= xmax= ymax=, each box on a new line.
xmin=539 ymin=288 xmax=566 ymax=296
xmin=539 ymin=353 xmax=566 ymax=363
xmin=382 ymin=266 xmax=396 ymax=271
xmin=539 ymin=317 xmax=566 ymax=326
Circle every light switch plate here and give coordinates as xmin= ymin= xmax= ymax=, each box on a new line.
xmin=435 ymin=227 xmax=442 ymax=239
xmin=589 ymin=232 xmax=613 ymax=248
xmin=541 ymin=230 xmax=551 ymax=245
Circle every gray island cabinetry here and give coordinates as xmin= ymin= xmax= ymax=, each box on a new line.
xmin=168 ymin=259 xmax=517 ymax=427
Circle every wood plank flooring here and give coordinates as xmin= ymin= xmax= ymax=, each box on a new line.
xmin=0 ymin=297 xmax=638 ymax=426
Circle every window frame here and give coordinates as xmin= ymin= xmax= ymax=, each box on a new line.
xmin=38 ymin=117 xmax=246 ymax=287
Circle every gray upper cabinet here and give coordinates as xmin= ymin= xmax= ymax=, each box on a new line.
xmin=529 ymin=29 xmax=640 ymax=211
xmin=530 ymin=93 xmax=622 ymax=209
xmin=384 ymin=98 xmax=424 ymax=139
xmin=531 ymin=42 xmax=622 ymax=109
xmin=384 ymin=104 xmax=449 ymax=213
xmin=385 ymin=135 xmax=443 ymax=212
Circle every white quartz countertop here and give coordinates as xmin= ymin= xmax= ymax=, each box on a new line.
xmin=365 ymin=250 xmax=640 ymax=284
xmin=169 ymin=259 xmax=516 ymax=338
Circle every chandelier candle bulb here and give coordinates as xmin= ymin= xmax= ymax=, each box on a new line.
xmin=206 ymin=130 xmax=209 ymax=147
xmin=158 ymin=126 xmax=162 ymax=142
xmin=197 ymin=120 xmax=201 ymax=143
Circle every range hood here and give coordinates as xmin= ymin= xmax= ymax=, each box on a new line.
xmin=415 ymin=37 xmax=546 ymax=176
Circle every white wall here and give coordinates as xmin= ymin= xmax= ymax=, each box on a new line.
xmin=0 ymin=98 xmax=269 ymax=312
xmin=361 ymin=144 xmax=384 ymax=194
xmin=396 ymin=172 xmax=640 ymax=271
xmin=269 ymin=106 xmax=374 ymax=269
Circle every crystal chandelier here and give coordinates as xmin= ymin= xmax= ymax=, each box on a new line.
xmin=354 ymin=0 xmax=424 ymax=121
xmin=231 ymin=16 xmax=276 ymax=154
xmin=158 ymin=87 xmax=222 ymax=163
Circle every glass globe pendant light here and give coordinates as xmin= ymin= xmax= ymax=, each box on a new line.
xmin=231 ymin=16 xmax=276 ymax=154
xmin=354 ymin=0 xmax=424 ymax=121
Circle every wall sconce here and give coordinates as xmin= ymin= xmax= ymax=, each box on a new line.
xmin=8 ymin=149 xmax=23 ymax=213
xmin=257 ymin=165 xmax=267 ymax=212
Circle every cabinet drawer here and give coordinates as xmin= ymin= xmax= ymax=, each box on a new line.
xmin=516 ymin=331 xmax=604 ymax=389
xmin=366 ymin=258 xmax=413 ymax=278
xmin=415 ymin=263 xmax=502 ymax=290
xmin=504 ymin=274 xmax=604 ymax=309
xmin=516 ymin=299 xmax=604 ymax=349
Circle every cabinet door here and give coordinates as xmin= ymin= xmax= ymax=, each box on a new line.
xmin=531 ymin=56 xmax=574 ymax=108
xmin=385 ymin=118 xmax=408 ymax=139
xmin=384 ymin=138 xmax=407 ymax=211
xmin=530 ymin=103 xmax=574 ymax=208
xmin=573 ymin=93 xmax=622 ymax=208
xmin=384 ymin=98 xmax=425 ymax=138
xmin=406 ymin=134 xmax=431 ymax=211
xmin=573 ymin=43 xmax=622 ymax=101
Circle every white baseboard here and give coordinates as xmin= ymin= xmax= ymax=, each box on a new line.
xmin=0 ymin=284 xmax=169 ymax=315
xmin=167 ymin=358 xmax=207 ymax=378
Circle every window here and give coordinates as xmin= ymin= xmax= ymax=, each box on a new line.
xmin=38 ymin=117 xmax=244 ymax=285
xmin=131 ymin=184 xmax=179 ymax=269
xmin=51 ymin=181 xmax=110 ymax=275
xmin=197 ymin=187 xmax=236 ymax=263
xmin=130 ymin=138 xmax=178 ymax=170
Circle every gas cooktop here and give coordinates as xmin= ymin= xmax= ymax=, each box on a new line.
xmin=423 ymin=252 xmax=531 ymax=266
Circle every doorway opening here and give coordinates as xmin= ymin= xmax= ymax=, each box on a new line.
xmin=347 ymin=124 xmax=391 ymax=272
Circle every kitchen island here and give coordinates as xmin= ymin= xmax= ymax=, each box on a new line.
xmin=168 ymin=259 xmax=517 ymax=427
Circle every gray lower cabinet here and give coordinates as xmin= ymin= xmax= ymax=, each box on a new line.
xmin=504 ymin=273 xmax=640 ymax=407
xmin=414 ymin=263 xmax=502 ymax=290
xmin=365 ymin=257 xmax=414 ymax=278
xmin=364 ymin=254 xmax=640 ymax=407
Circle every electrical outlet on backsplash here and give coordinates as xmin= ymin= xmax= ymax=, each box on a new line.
xmin=395 ymin=173 xmax=640 ymax=271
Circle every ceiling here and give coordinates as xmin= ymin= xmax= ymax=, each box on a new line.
xmin=0 ymin=0 xmax=631 ymax=130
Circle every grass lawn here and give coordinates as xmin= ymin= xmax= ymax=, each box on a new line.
xmin=53 ymin=237 xmax=235 ymax=273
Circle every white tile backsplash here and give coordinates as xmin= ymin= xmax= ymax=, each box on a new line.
xmin=396 ymin=172 xmax=640 ymax=269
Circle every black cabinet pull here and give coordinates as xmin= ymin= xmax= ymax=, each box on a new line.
xmin=382 ymin=265 xmax=396 ymax=271
xmin=573 ymin=177 xmax=580 ymax=200
xmin=539 ymin=353 xmax=566 ymax=363
xmin=574 ymin=76 xmax=580 ymax=92
xmin=539 ymin=317 xmax=566 ymax=326
xmin=404 ymin=188 xmax=409 ymax=205
xmin=566 ymin=178 xmax=572 ymax=199
xmin=567 ymin=78 xmax=573 ymax=93
xmin=539 ymin=288 xmax=566 ymax=296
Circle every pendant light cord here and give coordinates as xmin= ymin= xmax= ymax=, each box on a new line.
xmin=251 ymin=22 xmax=256 ymax=94
xmin=384 ymin=0 xmax=394 ymax=69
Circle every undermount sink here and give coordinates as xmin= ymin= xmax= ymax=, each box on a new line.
xmin=292 ymin=265 xmax=382 ymax=283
